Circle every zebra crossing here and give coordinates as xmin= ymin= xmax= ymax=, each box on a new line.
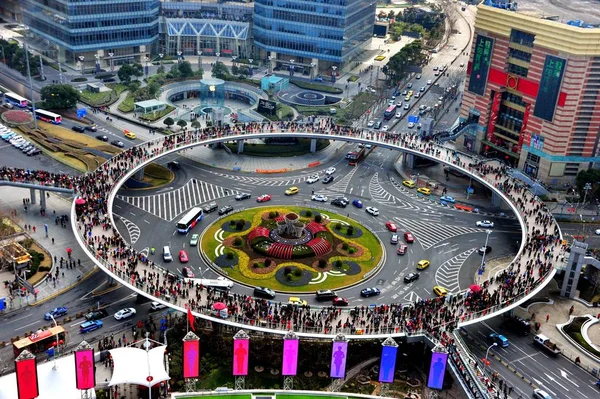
xmin=321 ymin=166 xmax=359 ymax=195
xmin=117 ymin=179 xmax=240 ymax=221
xmin=114 ymin=214 xmax=141 ymax=244
xmin=392 ymin=217 xmax=487 ymax=250
xmin=368 ymin=173 xmax=440 ymax=214
xmin=208 ymin=171 xmax=308 ymax=186
xmin=435 ymin=248 xmax=476 ymax=293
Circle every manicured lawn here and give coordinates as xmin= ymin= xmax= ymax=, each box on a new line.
xmin=290 ymin=80 xmax=343 ymax=94
xmin=117 ymin=92 xmax=136 ymax=113
xmin=562 ymin=316 xmax=600 ymax=357
xmin=200 ymin=206 xmax=383 ymax=293
xmin=79 ymin=89 xmax=116 ymax=106
xmin=105 ymin=83 xmax=128 ymax=95
xmin=139 ymin=105 xmax=175 ymax=122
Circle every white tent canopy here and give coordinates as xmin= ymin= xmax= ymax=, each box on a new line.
xmin=0 ymin=354 xmax=96 ymax=399
xmin=109 ymin=346 xmax=170 ymax=387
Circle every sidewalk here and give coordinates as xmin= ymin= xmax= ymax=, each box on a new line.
xmin=0 ymin=188 xmax=96 ymax=311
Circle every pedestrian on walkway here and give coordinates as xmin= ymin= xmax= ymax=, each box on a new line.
xmin=569 ymin=305 xmax=574 ymax=315
xmin=546 ymin=314 xmax=550 ymax=322
xmin=32 ymin=226 xmax=36 ymax=233
xmin=52 ymin=238 xmax=55 ymax=244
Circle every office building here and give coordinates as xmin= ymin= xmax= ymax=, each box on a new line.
xmin=459 ymin=0 xmax=600 ymax=183
xmin=22 ymin=0 xmax=159 ymax=69
xmin=253 ymin=0 xmax=376 ymax=77
xmin=0 ymin=0 xmax=22 ymax=22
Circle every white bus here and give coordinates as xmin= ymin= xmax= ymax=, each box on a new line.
xmin=34 ymin=109 xmax=62 ymax=124
xmin=176 ymin=207 xmax=203 ymax=233
xmin=4 ymin=92 xmax=28 ymax=108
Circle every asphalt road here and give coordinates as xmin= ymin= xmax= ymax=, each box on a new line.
xmin=461 ymin=315 xmax=600 ymax=399
xmin=113 ymin=147 xmax=519 ymax=306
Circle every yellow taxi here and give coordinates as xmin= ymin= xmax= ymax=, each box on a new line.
xmin=416 ymin=260 xmax=430 ymax=270
xmin=417 ymin=187 xmax=432 ymax=195
xmin=285 ymin=186 xmax=299 ymax=195
xmin=407 ymin=90 xmax=414 ymax=97
xmin=433 ymin=286 xmax=448 ymax=296
xmin=124 ymin=130 xmax=136 ymax=139
xmin=404 ymin=95 xmax=411 ymax=102
xmin=403 ymin=180 xmax=416 ymax=188
xmin=288 ymin=297 xmax=308 ymax=307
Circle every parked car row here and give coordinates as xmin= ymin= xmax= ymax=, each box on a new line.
xmin=1 ymin=127 xmax=41 ymax=156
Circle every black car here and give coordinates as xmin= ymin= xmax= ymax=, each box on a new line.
xmin=360 ymin=287 xmax=381 ymax=297
xmin=323 ymin=175 xmax=334 ymax=184
xmin=71 ymin=125 xmax=86 ymax=133
xmin=167 ymin=161 xmax=180 ymax=169
xmin=253 ymin=286 xmax=276 ymax=299
xmin=84 ymin=125 xmax=97 ymax=132
xmin=85 ymin=308 xmax=109 ymax=321
xmin=235 ymin=193 xmax=251 ymax=200
xmin=203 ymin=202 xmax=218 ymax=213
xmin=331 ymin=198 xmax=347 ymax=208
xmin=403 ymin=272 xmax=420 ymax=283
xmin=96 ymin=135 xmax=109 ymax=142
xmin=27 ymin=148 xmax=41 ymax=156
xmin=103 ymin=78 xmax=116 ymax=83
xmin=111 ymin=140 xmax=124 ymax=148
xmin=218 ymin=205 xmax=234 ymax=215
xmin=478 ymin=245 xmax=492 ymax=254
xmin=315 ymin=289 xmax=337 ymax=301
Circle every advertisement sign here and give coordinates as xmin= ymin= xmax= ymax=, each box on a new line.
xmin=427 ymin=352 xmax=448 ymax=390
xmin=75 ymin=349 xmax=96 ymax=390
xmin=487 ymin=91 xmax=502 ymax=141
xmin=330 ymin=341 xmax=348 ymax=378
xmin=257 ymin=99 xmax=276 ymax=116
xmin=282 ymin=339 xmax=299 ymax=376
xmin=183 ymin=340 xmax=200 ymax=378
xmin=232 ymin=339 xmax=249 ymax=376
xmin=534 ymin=55 xmax=566 ymax=122
xmin=378 ymin=345 xmax=398 ymax=383
xmin=468 ymin=35 xmax=494 ymax=96
xmin=15 ymin=357 xmax=38 ymax=399
xmin=518 ymin=103 xmax=531 ymax=149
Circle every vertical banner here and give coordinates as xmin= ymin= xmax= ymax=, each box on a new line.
xmin=232 ymin=339 xmax=249 ymax=376
xmin=487 ymin=91 xmax=502 ymax=141
xmin=378 ymin=345 xmax=398 ymax=383
xmin=518 ymin=103 xmax=532 ymax=150
xmin=75 ymin=348 xmax=96 ymax=390
xmin=15 ymin=356 xmax=39 ymax=399
xmin=330 ymin=341 xmax=348 ymax=378
xmin=427 ymin=352 xmax=448 ymax=390
xmin=282 ymin=338 xmax=299 ymax=376
xmin=183 ymin=340 xmax=200 ymax=378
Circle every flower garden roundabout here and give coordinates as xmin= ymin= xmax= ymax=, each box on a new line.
xmin=200 ymin=206 xmax=385 ymax=292
xmin=70 ymin=124 xmax=561 ymax=340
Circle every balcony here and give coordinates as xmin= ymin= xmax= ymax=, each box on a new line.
xmin=508 ymin=41 xmax=533 ymax=53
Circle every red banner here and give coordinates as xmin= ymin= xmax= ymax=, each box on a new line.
xmin=519 ymin=103 xmax=532 ymax=149
xmin=15 ymin=357 xmax=39 ymax=399
xmin=487 ymin=91 xmax=502 ymax=141
xmin=75 ymin=349 xmax=96 ymax=390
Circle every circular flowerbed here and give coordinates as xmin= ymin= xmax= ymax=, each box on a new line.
xmin=1 ymin=110 xmax=33 ymax=126
xmin=201 ymin=206 xmax=384 ymax=292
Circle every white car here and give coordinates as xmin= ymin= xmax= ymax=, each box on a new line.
xmin=595 ymin=229 xmax=600 ymax=235
xmin=367 ymin=120 xmax=375 ymax=127
xmin=403 ymin=104 xmax=410 ymax=110
xmin=460 ymin=62 xmax=465 ymax=67
xmin=387 ymin=100 xmax=395 ymax=106
xmin=416 ymin=74 xmax=421 ymax=79
xmin=395 ymin=112 xmax=402 ymax=118
xmin=382 ymin=125 xmax=389 ymax=132
xmin=414 ymin=93 xmax=421 ymax=98
xmin=427 ymin=79 xmax=433 ymax=85
xmin=420 ymin=86 xmax=426 ymax=92
xmin=306 ymin=175 xmax=320 ymax=184
xmin=407 ymin=122 xmax=415 ymax=129
xmin=396 ymin=101 xmax=403 ymax=107
xmin=311 ymin=194 xmax=328 ymax=202
xmin=114 ymin=307 xmax=136 ymax=320
xmin=366 ymin=206 xmax=379 ymax=216
xmin=476 ymin=220 xmax=494 ymax=228
xmin=151 ymin=302 xmax=167 ymax=311
xmin=326 ymin=167 xmax=336 ymax=175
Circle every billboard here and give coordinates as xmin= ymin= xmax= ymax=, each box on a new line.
xmin=232 ymin=339 xmax=249 ymax=376
xmin=257 ymin=99 xmax=276 ymax=116
xmin=282 ymin=339 xmax=299 ymax=376
xmin=533 ymin=55 xmax=566 ymax=122
xmin=75 ymin=349 xmax=96 ymax=390
xmin=427 ymin=352 xmax=448 ymax=390
xmin=330 ymin=341 xmax=348 ymax=378
xmin=468 ymin=35 xmax=494 ymax=96
xmin=378 ymin=345 xmax=398 ymax=383
xmin=15 ymin=357 xmax=39 ymax=399
xmin=183 ymin=340 xmax=200 ymax=378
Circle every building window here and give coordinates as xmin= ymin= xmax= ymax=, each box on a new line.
xmin=510 ymin=29 xmax=535 ymax=47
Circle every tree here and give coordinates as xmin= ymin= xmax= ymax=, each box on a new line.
xmin=575 ymin=169 xmax=600 ymax=202
xmin=117 ymin=63 xmax=142 ymax=83
xmin=231 ymin=65 xmax=239 ymax=76
xmin=176 ymin=119 xmax=187 ymax=129
xmin=169 ymin=64 xmax=181 ymax=79
xmin=156 ymin=65 xmax=165 ymax=75
xmin=194 ymin=67 xmax=203 ymax=79
xmin=177 ymin=61 xmax=194 ymax=78
xmin=146 ymin=81 xmax=160 ymax=98
xmin=191 ymin=120 xmax=201 ymax=129
xmin=0 ymin=39 xmax=39 ymax=77
xmin=211 ymin=62 xmax=230 ymax=80
xmin=40 ymin=84 xmax=80 ymax=109
xmin=164 ymin=117 xmax=174 ymax=129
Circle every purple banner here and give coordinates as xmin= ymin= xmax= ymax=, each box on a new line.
xmin=378 ymin=345 xmax=398 ymax=383
xmin=427 ymin=352 xmax=448 ymax=390
xmin=330 ymin=341 xmax=348 ymax=378
xmin=282 ymin=339 xmax=299 ymax=376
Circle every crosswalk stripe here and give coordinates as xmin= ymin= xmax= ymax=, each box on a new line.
xmin=435 ymin=248 xmax=476 ymax=293
xmin=393 ymin=217 xmax=485 ymax=250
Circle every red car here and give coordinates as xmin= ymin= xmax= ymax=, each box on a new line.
xmin=179 ymin=250 xmax=189 ymax=263
xmin=332 ymin=297 xmax=349 ymax=306
xmin=397 ymin=243 xmax=408 ymax=255
xmin=257 ymin=194 xmax=272 ymax=203
xmin=404 ymin=231 xmax=415 ymax=243
xmin=385 ymin=221 xmax=398 ymax=232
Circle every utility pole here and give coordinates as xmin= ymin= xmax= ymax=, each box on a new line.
xmin=23 ymin=44 xmax=38 ymax=130
xmin=38 ymin=55 xmax=44 ymax=81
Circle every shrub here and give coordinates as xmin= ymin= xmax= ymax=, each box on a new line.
xmin=305 ymin=210 xmax=313 ymax=217
xmin=318 ymin=259 xmax=327 ymax=269
xmin=253 ymin=262 xmax=259 ymax=269
xmin=265 ymin=258 xmax=272 ymax=267
xmin=235 ymin=219 xmax=245 ymax=231
xmin=342 ymin=242 xmax=349 ymax=250
xmin=348 ymin=247 xmax=356 ymax=254
xmin=314 ymin=214 xmax=322 ymax=223
xmin=229 ymin=220 xmax=236 ymax=226
xmin=39 ymin=266 xmax=51 ymax=272
xmin=293 ymin=268 xmax=302 ymax=277
xmin=71 ymin=77 xmax=87 ymax=82
xmin=284 ymin=266 xmax=292 ymax=275
xmin=287 ymin=274 xmax=294 ymax=281
xmin=334 ymin=260 xmax=343 ymax=268
xmin=269 ymin=211 xmax=278 ymax=219
xmin=346 ymin=226 xmax=354 ymax=236
xmin=335 ymin=222 xmax=342 ymax=230
xmin=225 ymin=251 xmax=235 ymax=260
xmin=233 ymin=237 xmax=243 ymax=246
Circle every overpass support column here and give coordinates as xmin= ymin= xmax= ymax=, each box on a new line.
xmin=310 ymin=139 xmax=317 ymax=153
xmin=237 ymin=140 xmax=244 ymax=154
xmin=29 ymin=188 xmax=36 ymax=205
xmin=39 ymin=190 xmax=46 ymax=210
xmin=405 ymin=153 xmax=415 ymax=169
xmin=134 ymin=167 xmax=145 ymax=181
xmin=561 ymin=241 xmax=587 ymax=298
xmin=491 ymin=191 xmax=502 ymax=208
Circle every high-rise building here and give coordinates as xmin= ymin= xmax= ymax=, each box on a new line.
xmin=253 ymin=0 xmax=376 ymax=78
xmin=459 ymin=0 xmax=600 ymax=183
xmin=22 ymin=0 xmax=159 ymax=69
xmin=0 ymin=0 xmax=22 ymax=22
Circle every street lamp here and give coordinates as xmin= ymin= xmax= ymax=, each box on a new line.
xmin=479 ymin=229 xmax=492 ymax=273
xmin=94 ymin=54 xmax=100 ymax=74
xmin=310 ymin=62 xmax=316 ymax=80
xmin=158 ymin=53 xmax=164 ymax=68
xmin=484 ymin=342 xmax=497 ymax=367
xmin=197 ymin=50 xmax=202 ymax=67
xmin=177 ymin=51 xmax=182 ymax=63
xmin=108 ymin=52 xmax=114 ymax=72
xmin=583 ymin=183 xmax=592 ymax=209
xmin=49 ymin=314 xmax=60 ymax=370
xmin=78 ymin=55 xmax=85 ymax=76
xmin=289 ymin=59 xmax=295 ymax=77
xmin=248 ymin=58 xmax=253 ymax=76
xmin=215 ymin=52 xmax=220 ymax=63
xmin=331 ymin=65 xmax=337 ymax=85
xmin=267 ymin=55 xmax=272 ymax=74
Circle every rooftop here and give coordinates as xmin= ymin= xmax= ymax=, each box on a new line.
xmin=133 ymin=99 xmax=166 ymax=108
xmin=486 ymin=0 xmax=600 ymax=26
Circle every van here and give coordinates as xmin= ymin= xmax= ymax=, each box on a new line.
xmin=163 ymin=246 xmax=173 ymax=262
xmin=329 ymin=108 xmax=337 ymax=115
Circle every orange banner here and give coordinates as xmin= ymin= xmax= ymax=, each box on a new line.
xmin=455 ymin=204 xmax=474 ymax=212
xmin=256 ymin=169 xmax=288 ymax=174
xmin=307 ymin=161 xmax=320 ymax=168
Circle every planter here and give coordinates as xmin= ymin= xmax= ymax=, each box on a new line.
xmin=304 ymin=371 xmax=313 ymax=377
xmin=254 ymin=366 xmax=264 ymax=373
xmin=270 ymin=369 xmax=280 ymax=375
xmin=317 ymin=371 xmax=328 ymax=378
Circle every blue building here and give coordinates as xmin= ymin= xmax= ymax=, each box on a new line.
xmin=22 ymin=0 xmax=159 ymax=69
xmin=253 ymin=0 xmax=376 ymax=76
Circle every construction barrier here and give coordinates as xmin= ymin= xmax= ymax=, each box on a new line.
xmin=256 ymin=169 xmax=288 ymax=174
xmin=455 ymin=203 xmax=474 ymax=212
xmin=307 ymin=161 xmax=320 ymax=168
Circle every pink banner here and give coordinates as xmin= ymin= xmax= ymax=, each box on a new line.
xmin=183 ymin=340 xmax=200 ymax=378
xmin=487 ymin=91 xmax=502 ymax=141
xmin=233 ymin=339 xmax=249 ymax=376
xmin=519 ymin=103 xmax=532 ymax=149
xmin=282 ymin=339 xmax=299 ymax=376
xmin=75 ymin=349 xmax=95 ymax=390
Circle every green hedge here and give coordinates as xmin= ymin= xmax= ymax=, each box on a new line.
xmin=139 ymin=105 xmax=176 ymax=122
xmin=117 ymin=92 xmax=135 ymax=113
